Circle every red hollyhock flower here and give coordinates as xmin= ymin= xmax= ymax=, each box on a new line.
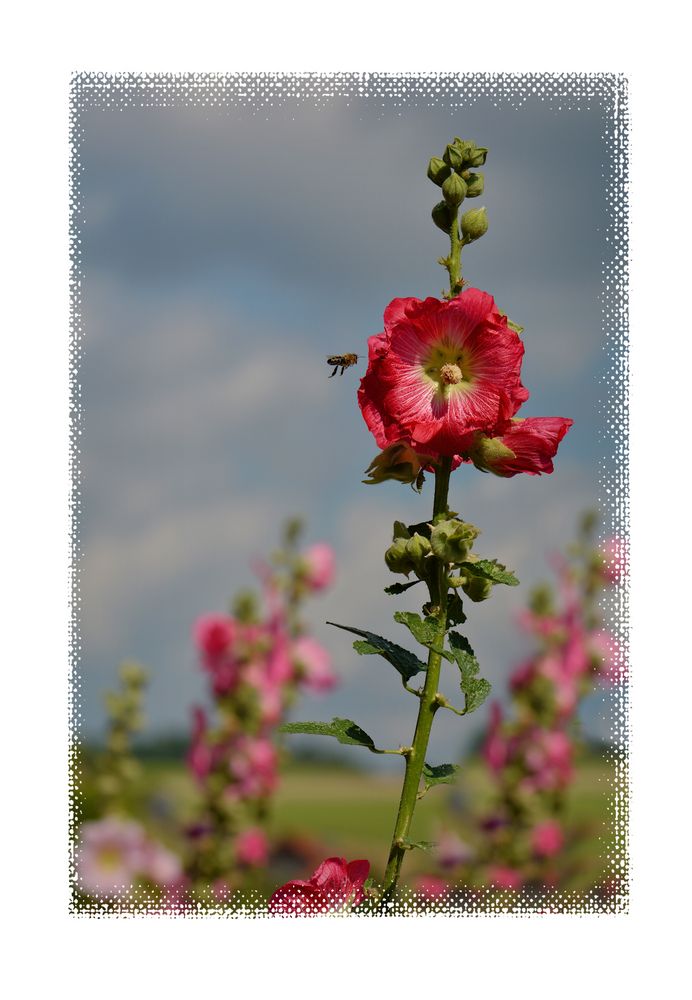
xmin=468 ymin=416 xmax=573 ymax=477
xmin=358 ymin=291 xmax=528 ymax=458
xmin=269 ymin=856 xmax=370 ymax=915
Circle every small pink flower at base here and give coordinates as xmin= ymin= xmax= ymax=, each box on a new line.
xmin=469 ymin=417 xmax=573 ymax=477
xmin=235 ymin=827 xmax=270 ymax=868
xmin=413 ymin=875 xmax=449 ymax=900
xmin=358 ymin=292 xmax=528 ymax=459
xmin=76 ymin=817 xmax=148 ymax=897
xmin=269 ymin=857 xmax=370 ymax=915
xmin=488 ymin=866 xmax=524 ymax=891
xmin=291 ymin=636 xmax=338 ymax=692
xmin=301 ymin=543 xmax=335 ymax=592
xmin=531 ymin=820 xmax=564 ymax=859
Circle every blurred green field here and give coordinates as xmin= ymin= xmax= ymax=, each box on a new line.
xmin=129 ymin=748 xmax=621 ymax=891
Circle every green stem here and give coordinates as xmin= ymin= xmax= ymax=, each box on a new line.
xmin=380 ymin=456 xmax=453 ymax=907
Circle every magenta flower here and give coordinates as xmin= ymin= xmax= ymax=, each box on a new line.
xmin=193 ymin=614 xmax=235 ymax=662
xmin=292 ymin=636 xmax=337 ymax=692
xmin=140 ymin=841 xmax=183 ymax=887
xmin=228 ymin=736 xmax=278 ymax=800
xmin=301 ymin=543 xmax=336 ymax=592
xmin=269 ymin=856 xmax=370 ymax=915
xmin=483 ymin=702 xmax=508 ymax=772
xmin=601 ymin=536 xmax=628 ymax=584
xmin=413 ymin=875 xmax=449 ymax=900
xmin=359 ymin=292 xmax=528 ymax=458
xmin=469 ymin=416 xmax=573 ymax=477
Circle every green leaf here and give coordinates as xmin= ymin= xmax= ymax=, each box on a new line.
xmin=447 ymin=632 xmax=492 ymax=713
xmin=384 ymin=580 xmax=422 ymax=596
xmin=280 ymin=717 xmax=381 ymax=752
xmin=393 ymin=610 xmax=442 ymax=646
xmin=328 ymin=621 xmax=426 ymax=682
xmin=460 ymin=558 xmax=519 ymax=587
xmin=446 ymin=592 xmax=467 ymax=626
xmin=423 ymin=761 xmax=461 ymax=789
xmin=400 ymin=838 xmax=437 ymax=852
xmin=392 ymin=520 xmax=411 ymax=540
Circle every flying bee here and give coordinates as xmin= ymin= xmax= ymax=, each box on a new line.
xmin=326 ymin=353 xmax=359 ymax=378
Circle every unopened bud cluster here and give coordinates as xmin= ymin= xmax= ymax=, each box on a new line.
xmin=427 ymin=137 xmax=488 ymax=245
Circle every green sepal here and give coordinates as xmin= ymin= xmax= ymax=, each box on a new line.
xmin=392 ymin=520 xmax=411 ymax=540
xmin=327 ymin=621 xmax=426 ymax=682
xmin=447 ymin=632 xmax=492 ymax=713
xmin=384 ymin=580 xmax=422 ymax=596
xmin=280 ymin=717 xmax=381 ymax=752
xmin=430 ymin=518 xmax=479 ymax=564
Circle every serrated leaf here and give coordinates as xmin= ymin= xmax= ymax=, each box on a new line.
xmin=423 ymin=761 xmax=461 ymax=789
xmin=384 ymin=580 xmax=422 ymax=596
xmin=400 ymin=838 xmax=437 ymax=852
xmin=447 ymin=632 xmax=492 ymax=713
xmin=280 ymin=717 xmax=380 ymax=752
xmin=460 ymin=558 xmax=519 ymax=587
xmin=393 ymin=610 xmax=442 ymax=645
xmin=327 ymin=622 xmax=426 ymax=682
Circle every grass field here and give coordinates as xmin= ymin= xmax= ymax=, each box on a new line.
xmin=125 ymin=749 xmax=622 ymax=893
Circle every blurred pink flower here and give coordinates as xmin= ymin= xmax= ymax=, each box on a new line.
xmin=413 ymin=875 xmax=449 ymax=900
xmin=193 ymin=614 xmax=235 ymax=662
xmin=187 ymin=706 xmax=213 ymax=782
xmin=292 ymin=636 xmax=338 ymax=692
xmin=531 ymin=820 xmax=564 ymax=859
xmin=141 ymin=841 xmax=183 ymax=886
xmin=483 ymin=703 xmax=508 ymax=772
xmin=76 ymin=817 xmax=148 ymax=897
xmin=301 ymin=543 xmax=336 ymax=592
xmin=601 ymin=537 xmax=628 ymax=584
xmin=228 ymin=736 xmax=278 ymax=800
xmin=488 ymin=866 xmax=523 ymax=890
xmin=269 ymin=856 xmax=369 ymax=915
xmin=235 ymin=827 xmax=270 ymax=868
xmin=436 ymin=831 xmax=473 ymax=870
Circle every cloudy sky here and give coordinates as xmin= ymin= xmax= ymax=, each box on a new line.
xmin=75 ymin=79 xmax=620 ymax=768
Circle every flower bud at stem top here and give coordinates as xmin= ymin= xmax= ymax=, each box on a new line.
xmin=443 ymin=143 xmax=465 ymax=170
xmin=460 ymin=206 xmax=489 ymax=242
xmin=427 ymin=156 xmax=452 ymax=186
xmin=442 ymin=172 xmax=467 ymax=208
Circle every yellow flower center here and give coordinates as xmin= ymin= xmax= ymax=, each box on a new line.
xmin=439 ymin=363 xmax=463 ymax=384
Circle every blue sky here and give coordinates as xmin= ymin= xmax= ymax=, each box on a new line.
xmin=76 ymin=84 xmax=620 ymax=767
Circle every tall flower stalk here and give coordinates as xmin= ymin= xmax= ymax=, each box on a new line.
xmin=276 ymin=136 xmax=574 ymax=913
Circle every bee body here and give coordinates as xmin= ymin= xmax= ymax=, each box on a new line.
xmin=327 ymin=353 xmax=359 ymax=378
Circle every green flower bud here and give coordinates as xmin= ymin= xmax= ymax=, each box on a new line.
xmin=432 ymin=201 xmax=454 ymax=233
xmin=427 ymin=156 xmax=451 ymax=186
xmin=462 ymin=574 xmax=494 ymax=602
xmin=443 ymin=143 xmax=465 ymax=170
xmin=442 ymin=172 xmax=467 ymax=208
xmin=405 ymin=533 xmax=432 ymax=573
xmin=430 ymin=518 xmax=479 ymax=564
xmin=464 ymin=172 xmax=484 ymax=198
xmin=467 ymin=432 xmax=516 ymax=474
xmin=460 ymin=206 xmax=489 ymax=242
xmin=468 ymin=147 xmax=488 ymax=167
xmin=384 ymin=537 xmax=415 ymax=576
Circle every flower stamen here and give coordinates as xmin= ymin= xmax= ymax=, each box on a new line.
xmin=439 ymin=362 xmax=463 ymax=385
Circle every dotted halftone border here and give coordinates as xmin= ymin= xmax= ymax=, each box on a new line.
xmin=68 ymin=72 xmax=629 ymax=919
